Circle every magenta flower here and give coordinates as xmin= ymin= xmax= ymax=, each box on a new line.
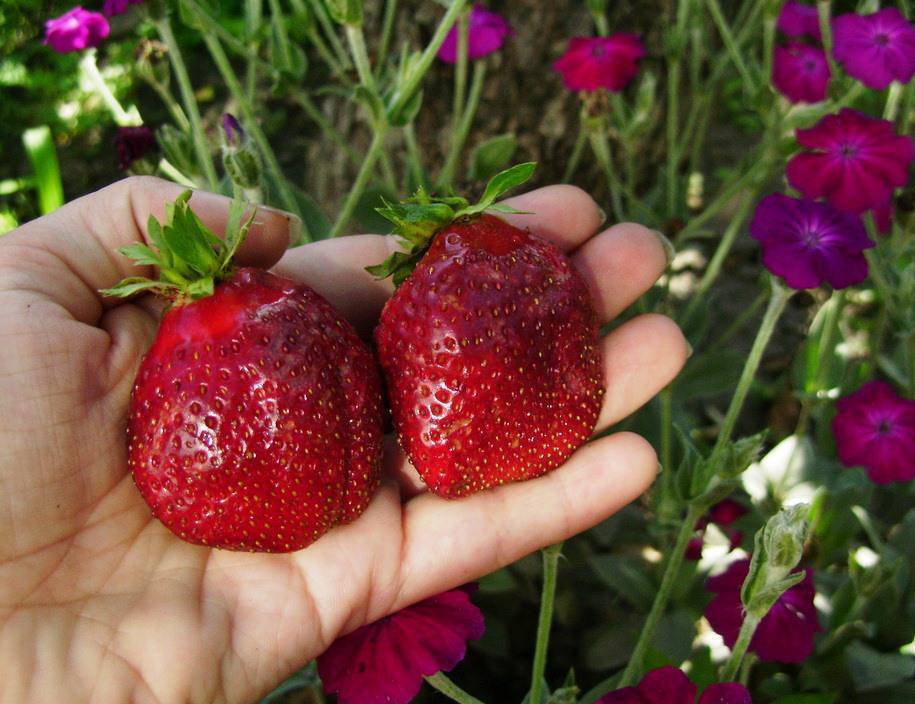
xmin=316 ymin=586 xmax=484 ymax=704
xmin=437 ymin=5 xmax=511 ymax=64
xmin=772 ymin=43 xmax=830 ymax=103
xmin=705 ymin=559 xmax=820 ymax=663
xmin=687 ymin=499 xmax=748 ymax=561
xmin=832 ymin=8 xmax=915 ymax=90
xmin=103 ymin=0 xmax=144 ymax=16
xmin=115 ymin=126 xmax=156 ymax=171
xmin=597 ymin=666 xmax=752 ymax=703
xmin=873 ymin=198 xmax=894 ymax=235
xmin=749 ymin=194 xmax=873 ymax=290
xmin=786 ymin=109 xmax=915 ymax=214
xmin=554 ymin=34 xmax=646 ymax=92
xmin=832 ymin=381 xmax=915 ymax=484
xmin=777 ymin=1 xmax=822 ymax=40
xmin=44 ymin=7 xmax=109 ymax=53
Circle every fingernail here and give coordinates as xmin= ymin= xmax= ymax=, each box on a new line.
xmin=652 ymin=229 xmax=676 ymax=266
xmin=259 ymin=204 xmax=304 ymax=247
xmin=685 ymin=341 xmax=694 ymax=359
xmin=597 ymin=206 xmax=608 ymax=227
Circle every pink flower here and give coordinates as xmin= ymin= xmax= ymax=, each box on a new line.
xmin=437 ymin=5 xmax=511 ymax=64
xmin=597 ymin=666 xmax=752 ymax=703
xmin=44 ymin=7 xmax=109 ymax=53
xmin=103 ymin=0 xmax=144 ymax=16
xmin=832 ymin=8 xmax=915 ymax=90
xmin=832 ymin=381 xmax=915 ymax=484
xmin=705 ymin=559 xmax=820 ymax=663
xmin=687 ymin=499 xmax=748 ymax=561
xmin=316 ymin=586 xmax=484 ymax=704
xmin=115 ymin=126 xmax=156 ymax=171
xmin=554 ymin=34 xmax=645 ymax=92
xmin=777 ymin=1 xmax=822 ymax=40
xmin=773 ymin=43 xmax=830 ymax=103
xmin=786 ymin=109 xmax=915 ymax=214
xmin=749 ymin=194 xmax=873 ymax=290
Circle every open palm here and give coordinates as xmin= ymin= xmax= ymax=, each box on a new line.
xmin=0 ymin=177 xmax=687 ymax=704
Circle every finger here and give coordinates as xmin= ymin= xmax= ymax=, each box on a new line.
xmin=572 ymin=223 xmax=670 ymax=322
xmin=499 ymin=184 xmax=604 ymax=250
xmin=2 ymin=176 xmax=300 ymax=325
xmin=596 ymin=313 xmax=689 ymax=429
xmin=394 ymin=431 xmax=658 ymax=607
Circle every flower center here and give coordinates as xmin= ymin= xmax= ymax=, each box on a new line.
xmin=801 ymin=229 xmax=823 ymax=246
xmin=803 ymin=59 xmax=817 ymax=71
xmin=590 ymin=44 xmax=606 ymax=57
xmin=876 ymin=418 xmax=893 ymax=435
xmin=873 ymin=32 xmax=890 ymax=47
xmin=838 ymin=143 xmax=859 ymax=159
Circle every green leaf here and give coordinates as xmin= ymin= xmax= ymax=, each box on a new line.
xmin=388 ymin=88 xmax=423 ymax=127
xmin=771 ymin=695 xmax=838 ymax=704
xmin=295 ymin=191 xmax=332 ymax=241
xmin=469 ymin=133 xmax=517 ymax=181
xmin=22 ymin=126 xmax=63 ymax=215
xmin=460 ymin=162 xmax=536 ymax=216
xmin=117 ymin=243 xmax=164 ymax=268
xmin=99 ymin=277 xmax=177 ymax=298
xmin=673 ymin=349 xmax=745 ymax=399
xmin=377 ymin=201 xmax=455 ymax=245
xmin=846 ymin=641 xmax=915 ymax=692
xmin=588 ymin=554 xmax=656 ymax=610
xmin=325 ymin=0 xmax=363 ymax=25
xmin=365 ymin=249 xmax=423 ymax=286
xmin=354 ymin=187 xmax=398 ymax=234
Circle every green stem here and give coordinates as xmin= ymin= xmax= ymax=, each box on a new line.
xmin=376 ymin=0 xmax=399 ymax=78
xmin=665 ymin=0 xmax=691 ymax=217
xmin=709 ymin=278 xmax=792 ymax=461
xmin=197 ymin=28 xmax=306 ymax=228
xmin=762 ymin=2 xmax=777 ymax=93
xmin=704 ymin=0 xmax=757 ymax=91
xmin=589 ymin=128 xmax=625 ymax=223
xmin=155 ymin=14 xmax=219 ymax=191
xmin=388 ymin=0 xmax=468 ymax=121
xmin=562 ymin=124 xmax=588 ymax=183
xmin=142 ymin=73 xmax=190 ymax=132
xmin=660 ymin=386 xmax=673 ymax=473
xmin=705 ymin=287 xmax=768 ymax=354
xmin=244 ymin=0 xmax=262 ymax=100
xmin=403 ymin=121 xmax=426 ymax=189
xmin=330 ymin=127 xmax=388 ymax=237
xmin=593 ymin=11 xmax=609 ymax=36
xmin=739 ymin=654 xmax=757 ymax=686
xmin=292 ymin=91 xmax=360 ymax=165
xmin=619 ymin=504 xmax=704 ymax=686
xmin=314 ymin=0 xmax=353 ymax=71
xmin=680 ymin=188 xmax=759 ymax=324
xmin=267 ymin=0 xmax=296 ymax=75
xmin=797 ymin=289 xmax=845 ymax=436
xmin=883 ymin=81 xmax=903 ymax=121
xmin=345 ymin=23 xmax=376 ymax=92
xmin=307 ymin=24 xmax=348 ymax=78
xmin=81 ymin=50 xmax=136 ymax=125
xmin=425 ymin=673 xmax=486 ymax=704
xmin=452 ymin=8 xmax=470 ymax=125
xmin=438 ymin=60 xmax=486 ymax=187
xmin=721 ymin=612 xmax=762 ymax=681
xmin=529 ymin=543 xmax=563 ymax=704
xmin=817 ymin=2 xmax=841 ymax=89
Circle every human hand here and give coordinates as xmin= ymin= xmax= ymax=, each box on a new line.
xmin=0 ymin=177 xmax=687 ymax=704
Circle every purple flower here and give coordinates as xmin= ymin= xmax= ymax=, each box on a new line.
xmin=103 ymin=0 xmax=144 ymax=17
xmin=553 ymin=34 xmax=646 ymax=92
xmin=832 ymin=381 xmax=915 ymax=484
xmin=687 ymin=499 xmax=748 ymax=561
xmin=115 ymin=126 xmax=156 ymax=171
xmin=44 ymin=7 xmax=109 ymax=53
xmin=786 ymin=109 xmax=915 ymax=214
xmin=777 ymin=1 xmax=822 ymax=40
xmin=749 ymin=194 xmax=874 ymax=290
xmin=833 ymin=8 xmax=915 ymax=90
xmin=316 ymin=586 xmax=484 ymax=704
xmin=705 ymin=559 xmax=820 ymax=663
xmin=437 ymin=5 xmax=511 ymax=64
xmin=597 ymin=666 xmax=752 ymax=704
xmin=773 ymin=43 xmax=830 ymax=103
xmin=221 ymin=113 xmax=245 ymax=146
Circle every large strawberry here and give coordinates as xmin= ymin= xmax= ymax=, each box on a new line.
xmin=369 ymin=164 xmax=604 ymax=498
xmin=103 ymin=193 xmax=383 ymax=551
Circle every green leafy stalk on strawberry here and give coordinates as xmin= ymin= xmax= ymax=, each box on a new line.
xmin=101 ymin=193 xmax=385 ymax=553
xmin=366 ymin=161 xmax=536 ymax=285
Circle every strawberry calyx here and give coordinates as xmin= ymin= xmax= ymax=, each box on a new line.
xmin=100 ymin=191 xmax=256 ymax=304
xmin=366 ymin=162 xmax=536 ymax=286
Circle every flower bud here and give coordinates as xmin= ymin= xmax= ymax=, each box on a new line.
xmin=220 ymin=113 xmax=261 ymax=190
xmin=325 ymin=0 xmax=363 ymax=26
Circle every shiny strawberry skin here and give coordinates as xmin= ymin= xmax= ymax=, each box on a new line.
xmin=129 ymin=268 xmax=383 ymax=552
xmin=375 ymin=215 xmax=604 ymax=498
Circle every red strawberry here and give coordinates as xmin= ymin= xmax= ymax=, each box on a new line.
xmin=103 ymin=193 xmax=383 ymax=551
xmin=369 ymin=165 xmax=604 ymax=497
